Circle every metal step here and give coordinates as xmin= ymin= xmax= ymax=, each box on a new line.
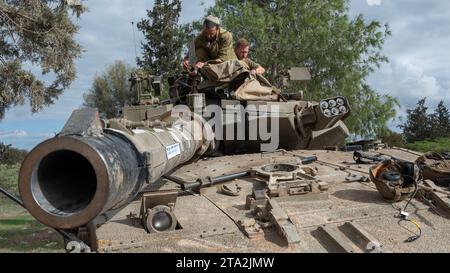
xmin=313 ymin=222 xmax=385 ymax=253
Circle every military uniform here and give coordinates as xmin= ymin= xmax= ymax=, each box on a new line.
xmin=195 ymin=28 xmax=237 ymax=63
xmin=240 ymin=58 xmax=261 ymax=71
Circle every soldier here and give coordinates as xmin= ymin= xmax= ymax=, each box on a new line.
xmin=234 ymin=38 xmax=266 ymax=76
xmin=183 ymin=15 xmax=237 ymax=70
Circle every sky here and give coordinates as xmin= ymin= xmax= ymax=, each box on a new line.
xmin=1 ymin=0 xmax=449 ymax=150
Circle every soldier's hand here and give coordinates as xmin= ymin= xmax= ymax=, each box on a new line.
xmin=256 ymin=67 xmax=265 ymax=75
xmin=196 ymin=62 xmax=205 ymax=69
xmin=250 ymin=69 xmax=257 ymax=76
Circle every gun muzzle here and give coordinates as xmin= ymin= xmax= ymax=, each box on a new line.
xmin=18 ymin=109 xmax=210 ymax=230
xmin=19 ymin=135 xmax=138 ymax=230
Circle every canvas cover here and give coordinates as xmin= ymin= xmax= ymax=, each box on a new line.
xmin=199 ymin=60 xmax=280 ymax=101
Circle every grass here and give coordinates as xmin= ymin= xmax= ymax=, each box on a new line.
xmin=406 ymin=138 xmax=450 ymax=153
xmin=0 ymin=215 xmax=64 ymax=253
xmin=0 ymin=164 xmax=64 ymax=253
xmin=0 ymin=164 xmax=20 ymax=195
xmin=0 ymin=164 xmax=23 ymax=217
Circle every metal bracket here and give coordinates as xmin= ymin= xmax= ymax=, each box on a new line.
xmin=251 ymin=163 xmax=328 ymax=198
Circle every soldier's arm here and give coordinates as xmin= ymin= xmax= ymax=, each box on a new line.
xmin=248 ymin=58 xmax=266 ymax=75
xmin=195 ymin=37 xmax=209 ymax=63
xmin=196 ymin=48 xmax=210 ymax=63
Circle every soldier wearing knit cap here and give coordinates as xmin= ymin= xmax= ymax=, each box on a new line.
xmin=183 ymin=15 xmax=237 ymax=70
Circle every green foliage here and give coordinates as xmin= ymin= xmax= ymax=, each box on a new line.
xmin=406 ymin=138 xmax=450 ymax=153
xmin=0 ymin=164 xmax=19 ymax=194
xmin=400 ymin=98 xmax=450 ymax=143
xmin=399 ymin=98 xmax=431 ymax=142
xmin=83 ymin=60 xmax=136 ymax=119
xmin=0 ymin=215 xmax=64 ymax=253
xmin=202 ymin=0 xmax=397 ymax=137
xmin=380 ymin=130 xmax=406 ymax=148
xmin=0 ymin=163 xmax=20 ymax=217
xmin=430 ymin=101 xmax=450 ymax=139
xmin=0 ymin=0 xmax=87 ymax=120
xmin=0 ymin=143 xmax=27 ymax=166
xmin=137 ymin=0 xmax=189 ymax=80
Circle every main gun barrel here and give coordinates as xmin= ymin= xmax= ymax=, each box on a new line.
xmin=18 ymin=108 xmax=209 ymax=230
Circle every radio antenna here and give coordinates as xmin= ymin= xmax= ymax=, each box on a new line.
xmin=131 ymin=21 xmax=138 ymax=60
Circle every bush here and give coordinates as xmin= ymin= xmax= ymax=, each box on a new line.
xmin=0 ymin=164 xmax=20 ymax=195
xmin=406 ymin=138 xmax=450 ymax=153
xmin=0 ymin=143 xmax=28 ymax=165
xmin=380 ymin=130 xmax=406 ymax=148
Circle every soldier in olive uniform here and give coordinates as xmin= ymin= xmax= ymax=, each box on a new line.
xmin=183 ymin=15 xmax=237 ymax=70
xmin=234 ymin=38 xmax=266 ymax=76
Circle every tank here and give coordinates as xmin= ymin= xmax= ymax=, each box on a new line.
xmin=13 ymin=64 xmax=450 ymax=254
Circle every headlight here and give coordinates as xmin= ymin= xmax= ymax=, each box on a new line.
xmin=336 ymin=98 xmax=345 ymax=106
xmin=324 ymin=109 xmax=332 ymax=117
xmin=152 ymin=211 xmax=173 ymax=232
xmin=339 ymin=106 xmax=347 ymax=113
xmin=144 ymin=205 xmax=177 ymax=233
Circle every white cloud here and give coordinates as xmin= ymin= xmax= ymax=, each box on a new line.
xmin=368 ymin=58 xmax=445 ymax=110
xmin=394 ymin=58 xmax=442 ymax=100
xmin=366 ymin=0 xmax=382 ymax=6
xmin=0 ymin=130 xmax=56 ymax=150
xmin=0 ymin=130 xmax=28 ymax=138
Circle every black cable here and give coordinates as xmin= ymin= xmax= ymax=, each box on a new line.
xmin=398 ymin=173 xmax=423 ymax=243
xmin=402 ymin=174 xmax=419 ymax=213
xmin=0 ymin=187 xmax=24 ymax=207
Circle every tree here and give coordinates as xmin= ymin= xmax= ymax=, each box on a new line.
xmin=203 ymin=0 xmax=398 ymax=137
xmin=0 ymin=0 xmax=87 ymax=120
xmin=137 ymin=0 xmax=188 ymax=80
xmin=0 ymin=142 xmax=28 ymax=165
xmin=380 ymin=130 xmax=405 ymax=148
xmin=83 ymin=61 xmax=136 ymax=119
xmin=400 ymin=98 xmax=432 ymax=143
xmin=430 ymin=101 xmax=450 ymax=139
